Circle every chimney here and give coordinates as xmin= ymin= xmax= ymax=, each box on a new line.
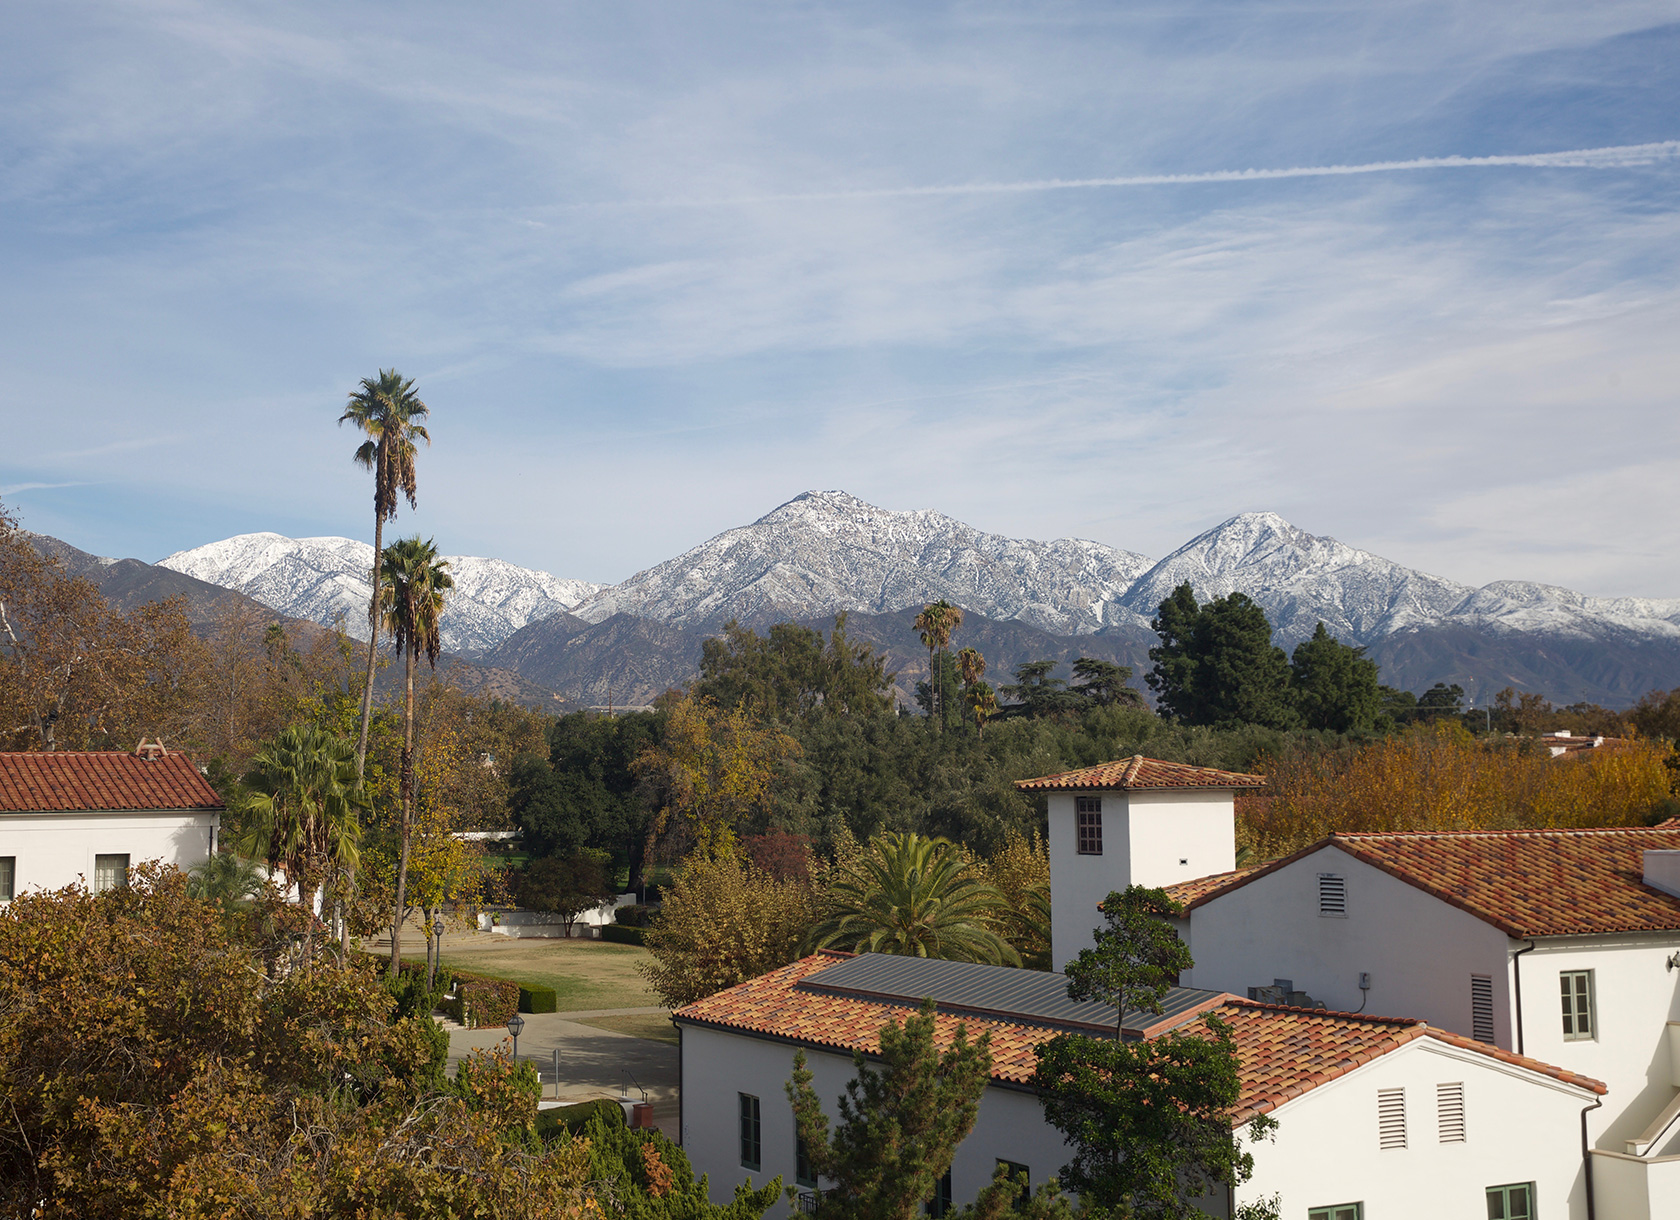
xmin=134 ymin=738 xmax=168 ymax=761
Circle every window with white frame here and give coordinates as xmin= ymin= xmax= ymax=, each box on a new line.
xmin=1318 ymin=873 xmax=1346 ymax=917
xmin=1471 ymin=975 xmax=1495 ymax=1043
xmin=1561 ymin=970 xmax=1594 ymax=1041
xmin=0 ymin=857 xmax=13 ymax=902
xmin=1436 ymin=1082 xmax=1465 ymax=1143
xmin=1377 ymin=1087 xmax=1406 ymax=1150
xmin=1076 ymin=797 xmax=1102 ymax=855
xmin=94 ymin=854 xmax=129 ymax=894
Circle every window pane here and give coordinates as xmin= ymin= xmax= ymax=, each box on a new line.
xmin=94 ymin=854 xmax=129 ymax=894
xmin=0 ymin=857 xmax=13 ymax=902
xmin=739 ymin=1093 xmax=761 ymax=1169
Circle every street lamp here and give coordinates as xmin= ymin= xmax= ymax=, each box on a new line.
xmin=428 ymin=915 xmax=445 ymax=990
xmin=507 ymin=1012 xmax=526 ymax=1060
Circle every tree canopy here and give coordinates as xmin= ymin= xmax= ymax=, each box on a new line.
xmin=1147 ymin=584 xmax=1297 ymax=730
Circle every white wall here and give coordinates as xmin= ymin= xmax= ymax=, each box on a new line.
xmin=1049 ymin=789 xmax=1235 ymax=970
xmin=1590 ymin=1149 xmax=1680 ymax=1220
xmin=0 ymin=811 xmax=217 ymax=897
xmin=1183 ymin=846 xmax=1513 ymax=1041
xmin=1515 ymin=936 xmax=1680 ymax=1149
xmin=1237 ymin=1037 xmax=1595 ymax=1219
xmin=678 ymin=1024 xmax=1075 ymax=1208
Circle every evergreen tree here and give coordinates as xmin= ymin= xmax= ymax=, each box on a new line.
xmin=1146 ymin=584 xmax=1296 ymax=729
xmin=1000 ymin=660 xmax=1080 ymax=719
xmin=1070 ymin=657 xmax=1144 ymax=709
xmin=1288 ymin=623 xmax=1381 ymax=732
xmin=1033 ymin=886 xmax=1273 ymax=1218
xmin=787 ymin=1000 xmax=1000 ymax=1220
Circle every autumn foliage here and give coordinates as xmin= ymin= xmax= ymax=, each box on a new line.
xmin=0 ymin=863 xmax=596 ymax=1219
xmin=1243 ymin=722 xmax=1676 ymax=857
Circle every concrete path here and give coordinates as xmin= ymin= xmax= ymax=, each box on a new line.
xmin=446 ymin=1006 xmax=680 ymax=1140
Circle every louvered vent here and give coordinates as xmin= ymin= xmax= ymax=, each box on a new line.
xmin=1437 ymin=1082 xmax=1466 ymax=1143
xmin=1471 ymin=976 xmax=1495 ymax=1043
xmin=1318 ymin=873 xmax=1346 ymax=917
xmin=1378 ymin=1088 xmax=1407 ymax=1150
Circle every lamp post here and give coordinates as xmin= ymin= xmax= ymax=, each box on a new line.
xmin=428 ymin=914 xmax=444 ymax=990
xmin=507 ymin=1012 xmax=525 ymax=1061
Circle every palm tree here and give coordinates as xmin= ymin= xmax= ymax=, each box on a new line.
xmin=236 ymin=725 xmax=364 ymax=930
xmin=337 ymin=370 xmax=430 ymax=783
xmin=380 ymin=536 xmax=453 ymax=976
xmin=186 ymin=851 xmax=268 ymax=907
xmin=805 ymin=832 xmax=1019 ymax=965
xmin=913 ymin=600 xmax=964 ymax=732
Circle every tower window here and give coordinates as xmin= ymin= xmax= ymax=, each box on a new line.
xmin=1076 ymin=796 xmax=1102 ymax=855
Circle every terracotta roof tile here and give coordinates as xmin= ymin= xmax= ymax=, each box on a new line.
xmin=672 ymin=955 xmax=1604 ymax=1126
xmin=0 ymin=751 xmax=223 ymax=813
xmin=1179 ymin=826 xmax=1680 ymax=938
xmin=1163 ymin=867 xmax=1260 ymax=906
xmin=1014 ymin=756 xmax=1266 ymax=793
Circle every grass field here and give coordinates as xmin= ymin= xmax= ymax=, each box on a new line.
xmin=438 ymin=937 xmax=659 ymax=1012
xmin=572 ymin=1012 xmax=679 ymax=1044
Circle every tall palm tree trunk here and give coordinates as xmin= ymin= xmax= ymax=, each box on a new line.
xmin=390 ymin=642 xmax=416 ymax=977
xmin=348 ymin=519 xmax=382 ymax=958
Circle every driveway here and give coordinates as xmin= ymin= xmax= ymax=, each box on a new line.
xmin=446 ymin=1007 xmax=680 ymax=1140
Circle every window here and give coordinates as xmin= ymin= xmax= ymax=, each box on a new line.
xmin=1308 ymin=1206 xmax=1363 ymax=1220
xmin=94 ymin=854 xmax=129 ymax=894
xmin=1561 ymin=971 xmax=1594 ymax=1041
xmin=738 ymin=1093 xmax=761 ymax=1170
xmin=1486 ymin=1182 xmax=1535 ymax=1219
xmin=1437 ymin=1082 xmax=1465 ymax=1143
xmin=1377 ymin=1087 xmax=1406 ymax=1150
xmin=0 ymin=857 xmax=13 ymax=902
xmin=1318 ymin=873 xmax=1346 ymax=917
xmin=1076 ymin=797 xmax=1102 ymax=855
xmin=925 ymin=1169 xmax=952 ymax=1217
xmin=1471 ymin=975 xmax=1495 ymax=1043
xmin=796 ymin=1133 xmax=816 ymax=1188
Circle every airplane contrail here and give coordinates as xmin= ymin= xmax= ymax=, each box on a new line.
xmin=610 ymin=140 xmax=1680 ymax=207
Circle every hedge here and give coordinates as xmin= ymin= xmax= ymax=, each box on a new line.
xmin=519 ymin=983 xmax=558 ymax=1014
xmin=535 ymin=1098 xmax=626 ymax=1143
xmin=443 ymin=973 xmax=520 ymax=1027
xmin=600 ymin=924 xmax=647 ymax=946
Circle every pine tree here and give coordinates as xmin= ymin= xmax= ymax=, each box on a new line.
xmin=1146 ymin=583 xmax=1295 ymax=729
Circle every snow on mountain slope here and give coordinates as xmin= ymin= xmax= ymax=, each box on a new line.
xmin=572 ymin=490 xmax=1157 ymax=635
xmin=159 ymin=533 xmax=603 ymax=654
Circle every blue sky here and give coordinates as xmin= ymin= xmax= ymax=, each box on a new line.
xmin=3 ymin=1 xmax=1677 ymax=594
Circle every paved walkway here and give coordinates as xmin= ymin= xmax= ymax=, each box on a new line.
xmin=445 ymin=1006 xmax=681 ymax=1139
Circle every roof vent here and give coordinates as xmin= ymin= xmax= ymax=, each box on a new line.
xmin=1644 ymin=851 xmax=1680 ymax=901
xmin=134 ymin=739 xmax=168 ymax=761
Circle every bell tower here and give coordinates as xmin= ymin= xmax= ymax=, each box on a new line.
xmin=1014 ymin=755 xmax=1264 ymax=970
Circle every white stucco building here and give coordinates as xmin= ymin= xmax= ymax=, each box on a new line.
xmin=674 ymin=951 xmax=1606 ymax=1218
xmin=1163 ymin=825 xmax=1680 ymax=1216
xmin=0 ymin=747 xmax=223 ymax=898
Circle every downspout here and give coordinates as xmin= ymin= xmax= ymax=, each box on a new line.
xmin=677 ymin=1021 xmax=685 ymax=1146
xmin=1512 ymin=938 xmax=1537 ymax=1055
xmin=1581 ymin=1095 xmax=1603 ymax=1220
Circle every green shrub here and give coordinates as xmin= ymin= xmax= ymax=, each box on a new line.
xmin=615 ymin=904 xmax=655 ymax=927
xmin=519 ymin=983 xmax=559 ymax=1014
xmin=448 ymin=972 xmax=520 ymax=1027
xmin=535 ymin=1097 xmax=626 ymax=1143
xmin=601 ymin=924 xmax=647 ymax=946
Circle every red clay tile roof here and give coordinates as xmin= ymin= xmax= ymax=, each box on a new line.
xmin=1163 ymin=867 xmax=1260 ymax=906
xmin=1178 ymin=826 xmax=1680 ymax=938
xmin=673 ymin=954 xmax=1603 ymax=1125
xmin=1014 ymin=756 xmax=1266 ymax=792
xmin=0 ymin=751 xmax=223 ymax=813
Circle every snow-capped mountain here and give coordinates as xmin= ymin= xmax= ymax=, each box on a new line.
xmin=572 ymin=490 xmax=1155 ymax=635
xmin=159 ymin=533 xmax=603 ymax=654
xmin=1119 ymin=512 xmax=1680 ymax=646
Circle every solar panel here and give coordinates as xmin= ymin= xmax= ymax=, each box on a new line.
xmin=797 ymin=954 xmax=1222 ymax=1038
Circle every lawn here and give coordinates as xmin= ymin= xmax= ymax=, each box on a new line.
xmin=572 ymin=1012 xmax=680 ymax=1045
xmin=438 ymin=937 xmax=659 ymax=1012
